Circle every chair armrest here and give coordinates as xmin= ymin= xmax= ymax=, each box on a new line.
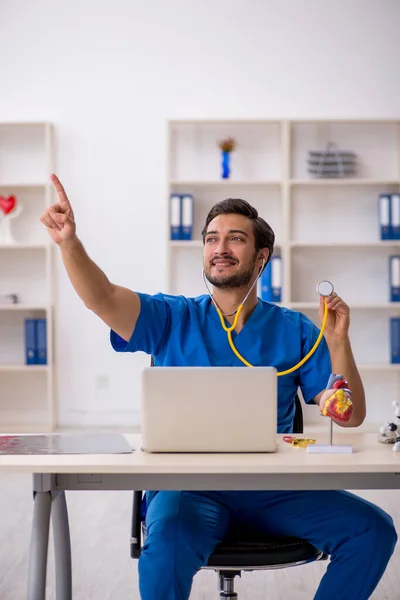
xmin=130 ymin=490 xmax=143 ymax=559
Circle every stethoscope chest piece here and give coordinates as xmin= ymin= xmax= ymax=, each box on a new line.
xmin=316 ymin=280 xmax=334 ymax=297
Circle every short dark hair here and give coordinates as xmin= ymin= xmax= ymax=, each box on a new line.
xmin=201 ymin=198 xmax=275 ymax=265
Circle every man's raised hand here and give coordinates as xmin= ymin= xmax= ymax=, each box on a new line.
xmin=40 ymin=174 xmax=76 ymax=244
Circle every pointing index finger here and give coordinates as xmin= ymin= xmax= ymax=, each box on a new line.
xmin=50 ymin=173 xmax=70 ymax=209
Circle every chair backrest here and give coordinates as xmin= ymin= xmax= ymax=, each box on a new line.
xmin=293 ymin=393 xmax=303 ymax=434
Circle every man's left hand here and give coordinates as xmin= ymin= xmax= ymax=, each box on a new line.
xmin=319 ymin=292 xmax=350 ymax=344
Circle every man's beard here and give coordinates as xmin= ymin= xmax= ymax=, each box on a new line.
xmin=204 ymin=255 xmax=258 ymax=290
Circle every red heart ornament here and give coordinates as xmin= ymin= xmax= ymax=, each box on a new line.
xmin=0 ymin=195 xmax=16 ymax=215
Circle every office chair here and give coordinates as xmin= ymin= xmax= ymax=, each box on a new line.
xmin=131 ymin=362 xmax=328 ymax=599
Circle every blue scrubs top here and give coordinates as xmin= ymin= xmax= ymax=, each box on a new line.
xmin=110 ymin=292 xmax=332 ymax=433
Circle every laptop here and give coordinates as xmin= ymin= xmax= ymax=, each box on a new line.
xmin=140 ymin=366 xmax=277 ymax=453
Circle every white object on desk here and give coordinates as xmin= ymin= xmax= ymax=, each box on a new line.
xmin=140 ymin=366 xmax=278 ymax=453
xmin=307 ymin=419 xmax=353 ymax=454
xmin=307 ymin=443 xmax=353 ymax=454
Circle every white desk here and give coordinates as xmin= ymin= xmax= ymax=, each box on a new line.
xmin=0 ymin=431 xmax=399 ymax=600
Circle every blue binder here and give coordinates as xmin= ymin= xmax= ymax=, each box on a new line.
xmin=391 ymin=194 xmax=400 ymax=240
xmin=24 ymin=319 xmax=37 ymax=365
xmin=259 ymin=256 xmax=282 ymax=302
xmin=389 ymin=255 xmax=400 ymax=301
xmin=169 ymin=194 xmax=181 ymax=240
xmin=36 ymin=318 xmax=47 ymax=365
xmin=378 ymin=194 xmax=391 ymax=240
xmin=181 ymin=195 xmax=194 ymax=240
xmin=390 ymin=317 xmax=400 ymax=363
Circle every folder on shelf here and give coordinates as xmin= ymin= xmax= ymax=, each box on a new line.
xmin=36 ymin=318 xmax=47 ymax=365
xmin=181 ymin=194 xmax=194 ymax=240
xmin=24 ymin=319 xmax=37 ymax=365
xmin=258 ymin=256 xmax=282 ymax=302
xmin=169 ymin=194 xmax=181 ymax=240
xmin=389 ymin=255 xmax=400 ymax=301
xmin=391 ymin=194 xmax=400 ymax=240
xmin=390 ymin=317 xmax=400 ymax=364
xmin=378 ymin=194 xmax=391 ymax=240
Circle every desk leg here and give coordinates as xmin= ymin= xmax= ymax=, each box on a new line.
xmin=52 ymin=491 xmax=72 ymax=600
xmin=27 ymin=491 xmax=52 ymax=600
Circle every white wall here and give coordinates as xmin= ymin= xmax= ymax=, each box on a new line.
xmin=0 ymin=0 xmax=399 ymax=427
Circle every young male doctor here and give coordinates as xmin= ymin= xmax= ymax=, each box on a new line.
xmin=41 ymin=174 xmax=397 ymax=600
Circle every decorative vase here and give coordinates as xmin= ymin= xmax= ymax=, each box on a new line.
xmin=221 ymin=150 xmax=230 ymax=179
xmin=0 ymin=196 xmax=22 ymax=245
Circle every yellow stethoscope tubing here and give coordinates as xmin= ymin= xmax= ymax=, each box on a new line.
xmin=216 ymin=299 xmax=329 ymax=376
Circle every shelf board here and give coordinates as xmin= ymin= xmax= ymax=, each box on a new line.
xmin=0 ymin=183 xmax=47 ymax=189
xmin=170 ymin=240 xmax=203 ymax=248
xmin=356 ymin=364 xmax=400 ymax=371
xmin=0 ymin=121 xmax=50 ymax=127
xmin=0 ymin=426 xmax=52 ymax=434
xmin=0 ymin=365 xmax=49 ymax=372
xmin=0 ymin=243 xmax=49 ymax=250
xmin=0 ymin=304 xmax=50 ymax=311
xmin=289 ymin=118 xmax=400 ymax=124
xmin=290 ymin=302 xmax=400 ymax=310
xmin=289 ymin=302 xmax=324 ymax=309
xmin=169 ymin=119 xmax=281 ymax=125
xmin=289 ymin=241 xmax=400 ymax=248
xmin=0 ymin=424 xmax=52 ymax=433
xmin=170 ymin=240 xmax=282 ymax=248
xmin=169 ymin=180 xmax=281 ymax=187
xmin=168 ymin=179 xmax=399 ymax=188
xmin=290 ymin=178 xmax=399 ymax=186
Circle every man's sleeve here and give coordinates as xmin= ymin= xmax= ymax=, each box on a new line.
xmin=110 ymin=292 xmax=173 ymax=356
xmin=298 ymin=313 xmax=332 ymax=404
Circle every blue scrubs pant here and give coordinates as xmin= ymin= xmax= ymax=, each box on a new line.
xmin=139 ymin=490 xmax=397 ymax=600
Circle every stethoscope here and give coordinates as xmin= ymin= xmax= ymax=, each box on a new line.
xmin=203 ymin=260 xmax=334 ymax=376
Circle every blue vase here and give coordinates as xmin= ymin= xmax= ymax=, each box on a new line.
xmin=221 ymin=151 xmax=230 ymax=178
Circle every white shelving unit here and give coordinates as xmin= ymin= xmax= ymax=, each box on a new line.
xmin=0 ymin=122 xmax=55 ymax=432
xmin=167 ymin=119 xmax=400 ymax=425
